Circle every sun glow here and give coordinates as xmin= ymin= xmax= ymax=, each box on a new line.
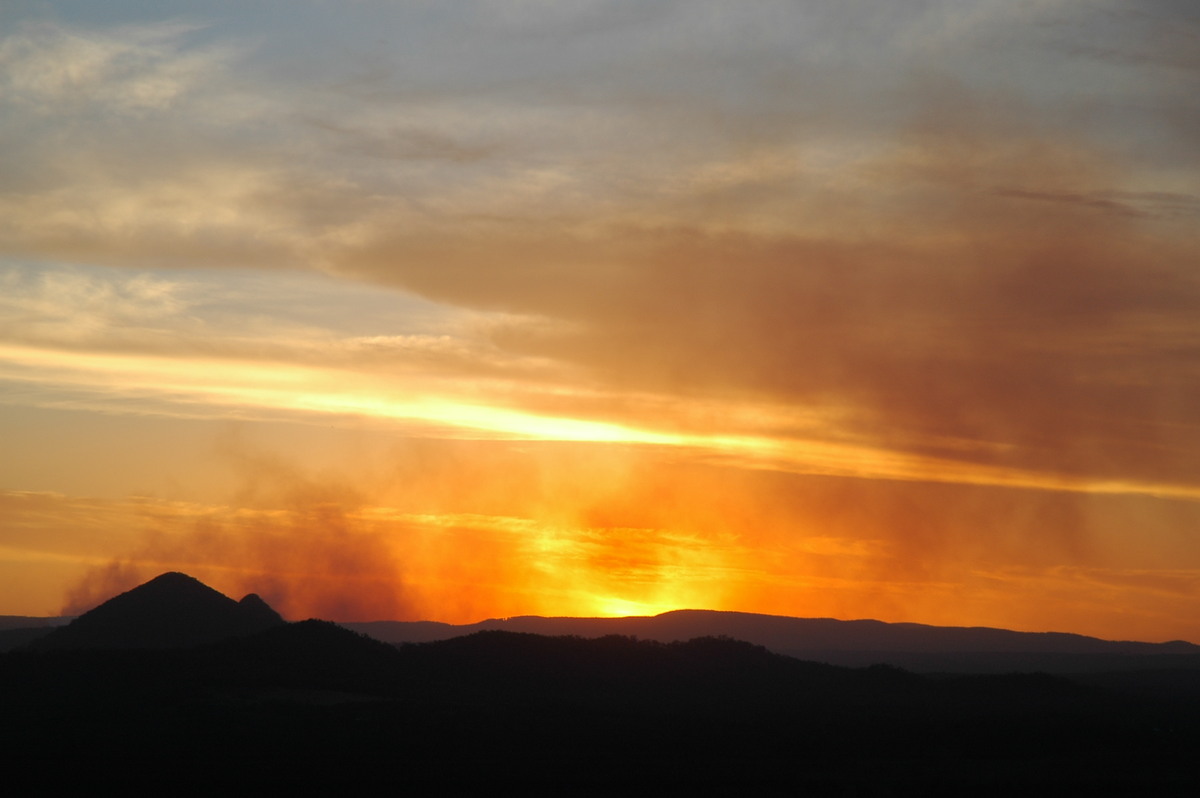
xmin=591 ymin=596 xmax=674 ymax=618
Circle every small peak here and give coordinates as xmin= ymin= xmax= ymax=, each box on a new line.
xmin=147 ymin=571 xmax=203 ymax=585
xmin=238 ymin=592 xmax=286 ymax=626
xmin=130 ymin=572 xmax=230 ymax=602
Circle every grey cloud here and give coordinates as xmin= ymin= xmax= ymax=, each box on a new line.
xmin=991 ymin=187 xmax=1142 ymax=217
xmin=991 ymin=188 xmax=1200 ymax=219
xmin=300 ymin=115 xmax=501 ymax=164
xmin=0 ymin=19 xmax=224 ymax=112
xmin=340 ymin=116 xmax=1200 ymax=487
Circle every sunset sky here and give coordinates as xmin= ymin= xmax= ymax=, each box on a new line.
xmin=2 ymin=1 xmax=1198 ymax=641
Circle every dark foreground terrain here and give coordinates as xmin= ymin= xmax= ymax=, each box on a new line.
xmin=2 ymin=621 xmax=1198 ymax=795
xmin=2 ymin=575 xmax=1197 ymax=794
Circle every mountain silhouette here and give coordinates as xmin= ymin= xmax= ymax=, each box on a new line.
xmin=31 ymin=572 xmax=284 ymax=650
xmin=346 ymin=609 xmax=1200 ymax=673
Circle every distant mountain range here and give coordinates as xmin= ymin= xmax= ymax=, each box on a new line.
xmin=4 ymin=576 xmax=1198 ymax=674
xmin=346 ymin=611 xmax=1200 ymax=673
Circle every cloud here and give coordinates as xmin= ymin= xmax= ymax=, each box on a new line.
xmin=52 ymin=443 xmax=410 ymax=620
xmin=0 ymin=20 xmax=219 ymax=112
xmin=0 ymin=262 xmax=539 ymax=377
xmin=340 ymin=179 xmax=1200 ymax=490
xmin=0 ymin=266 xmax=192 ymax=345
xmin=58 ymin=501 xmax=410 ymax=622
xmin=300 ymin=115 xmax=502 ymax=164
xmin=992 ymin=187 xmax=1200 ymax=218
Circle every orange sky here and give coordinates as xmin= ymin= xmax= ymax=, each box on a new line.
xmin=2 ymin=1 xmax=1199 ymax=642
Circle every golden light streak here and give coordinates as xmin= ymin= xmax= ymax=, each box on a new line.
xmin=4 ymin=342 xmax=1200 ymax=503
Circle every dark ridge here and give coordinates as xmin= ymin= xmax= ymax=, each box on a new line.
xmin=30 ymin=572 xmax=285 ymax=650
xmin=231 ymin=617 xmax=397 ymax=655
xmin=394 ymin=631 xmax=877 ymax=710
xmin=2 ymin=625 xmax=1196 ymax=792
xmin=0 ymin=615 xmax=70 ymax=631
xmin=204 ymin=618 xmax=400 ymax=688
xmin=0 ymin=626 xmax=55 ymax=652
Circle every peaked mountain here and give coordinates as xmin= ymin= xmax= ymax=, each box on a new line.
xmin=31 ymin=572 xmax=284 ymax=650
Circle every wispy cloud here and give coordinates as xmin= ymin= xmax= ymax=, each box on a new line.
xmin=0 ymin=20 xmax=221 ymax=111
xmin=993 ymin=187 xmax=1200 ymax=218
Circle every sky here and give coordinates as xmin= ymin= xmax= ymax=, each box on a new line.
xmin=1 ymin=1 xmax=1198 ymax=641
